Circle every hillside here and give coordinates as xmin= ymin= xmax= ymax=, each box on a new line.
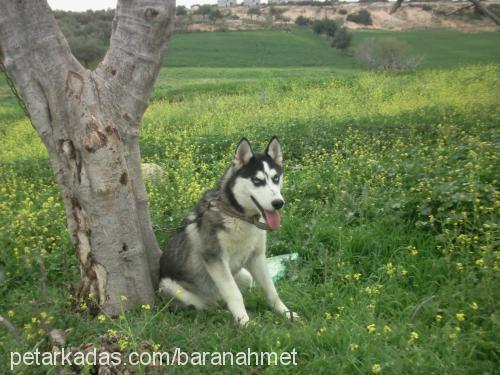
xmin=180 ymin=1 xmax=500 ymax=32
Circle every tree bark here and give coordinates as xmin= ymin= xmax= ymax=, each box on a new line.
xmin=0 ymin=0 xmax=175 ymax=315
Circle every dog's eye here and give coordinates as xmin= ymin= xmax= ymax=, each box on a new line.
xmin=272 ymin=175 xmax=280 ymax=184
xmin=252 ymin=177 xmax=264 ymax=186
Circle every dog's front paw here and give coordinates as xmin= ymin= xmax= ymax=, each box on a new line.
xmin=284 ymin=310 xmax=300 ymax=321
xmin=236 ymin=314 xmax=250 ymax=327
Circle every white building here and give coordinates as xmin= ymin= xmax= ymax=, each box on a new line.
xmin=243 ymin=0 xmax=261 ymax=6
xmin=218 ymin=0 xmax=237 ymax=7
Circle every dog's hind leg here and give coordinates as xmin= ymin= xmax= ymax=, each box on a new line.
xmin=234 ymin=268 xmax=254 ymax=291
xmin=159 ymin=278 xmax=207 ymax=310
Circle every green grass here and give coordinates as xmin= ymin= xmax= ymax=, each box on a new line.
xmin=166 ymin=28 xmax=356 ymax=68
xmin=165 ymin=28 xmax=500 ymax=69
xmin=1 ymin=29 xmax=499 ymax=374
xmin=352 ymin=30 xmax=500 ymax=68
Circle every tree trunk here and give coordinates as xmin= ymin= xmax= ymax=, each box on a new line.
xmin=0 ymin=0 xmax=175 ymax=315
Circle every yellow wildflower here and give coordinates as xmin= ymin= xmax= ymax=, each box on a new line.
xmin=367 ymin=324 xmax=376 ymax=334
xmin=118 ymin=337 xmax=128 ymax=351
xmin=371 ymin=363 xmax=382 ymax=374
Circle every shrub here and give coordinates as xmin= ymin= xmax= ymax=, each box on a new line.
xmin=346 ymin=9 xmax=372 ymax=25
xmin=247 ymin=7 xmax=261 ymax=20
xmin=295 ymin=15 xmax=311 ymax=26
xmin=269 ymin=7 xmax=286 ymax=20
xmin=331 ymin=27 xmax=352 ymax=50
xmin=312 ymin=19 xmax=338 ymax=37
xmin=312 ymin=20 xmax=325 ymax=34
xmin=354 ymin=37 xmax=423 ymax=71
xmin=338 ymin=9 xmax=348 ymax=15
xmin=175 ymin=6 xmax=187 ymax=16
xmin=421 ymin=4 xmax=432 ymax=11
xmin=208 ymin=9 xmax=223 ymax=21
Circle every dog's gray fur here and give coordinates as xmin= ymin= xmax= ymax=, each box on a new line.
xmin=159 ymin=137 xmax=298 ymax=325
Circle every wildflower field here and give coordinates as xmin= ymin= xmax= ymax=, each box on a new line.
xmin=1 ymin=30 xmax=499 ymax=373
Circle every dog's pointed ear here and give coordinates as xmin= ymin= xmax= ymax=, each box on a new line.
xmin=234 ymin=138 xmax=253 ymax=168
xmin=265 ymin=136 xmax=282 ymax=167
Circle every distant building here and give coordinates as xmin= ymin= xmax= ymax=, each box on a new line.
xmin=218 ymin=0 xmax=237 ymax=7
xmin=243 ymin=0 xmax=260 ymax=6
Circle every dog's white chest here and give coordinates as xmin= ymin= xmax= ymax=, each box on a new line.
xmin=218 ymin=218 xmax=265 ymax=271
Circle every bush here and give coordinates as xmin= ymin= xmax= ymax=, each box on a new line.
xmin=295 ymin=15 xmax=311 ymax=26
xmin=247 ymin=7 xmax=261 ymax=20
xmin=312 ymin=20 xmax=324 ymax=34
xmin=346 ymin=9 xmax=372 ymax=25
xmin=312 ymin=19 xmax=338 ymax=37
xmin=175 ymin=6 xmax=187 ymax=16
xmin=354 ymin=37 xmax=423 ymax=71
xmin=269 ymin=7 xmax=286 ymax=20
xmin=208 ymin=9 xmax=223 ymax=21
xmin=331 ymin=27 xmax=352 ymax=50
xmin=338 ymin=9 xmax=348 ymax=15
xmin=421 ymin=4 xmax=432 ymax=11
xmin=194 ymin=4 xmax=214 ymax=19
xmin=68 ymin=37 xmax=106 ymax=68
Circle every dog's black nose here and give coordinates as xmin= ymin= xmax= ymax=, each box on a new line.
xmin=272 ymin=199 xmax=284 ymax=210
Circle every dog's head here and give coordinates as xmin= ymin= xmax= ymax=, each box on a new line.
xmin=223 ymin=136 xmax=284 ymax=230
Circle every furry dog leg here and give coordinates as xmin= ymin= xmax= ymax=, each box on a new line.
xmin=234 ymin=268 xmax=254 ymax=291
xmin=159 ymin=278 xmax=207 ymax=310
xmin=204 ymin=259 xmax=250 ymax=326
xmin=246 ymin=252 xmax=299 ymax=320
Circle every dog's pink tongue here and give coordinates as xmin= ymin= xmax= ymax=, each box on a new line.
xmin=264 ymin=210 xmax=281 ymax=230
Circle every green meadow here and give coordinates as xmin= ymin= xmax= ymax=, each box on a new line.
xmin=165 ymin=28 xmax=500 ymax=68
xmin=0 ymin=28 xmax=499 ymax=373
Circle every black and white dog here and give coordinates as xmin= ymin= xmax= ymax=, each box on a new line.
xmin=159 ymin=137 xmax=298 ymax=325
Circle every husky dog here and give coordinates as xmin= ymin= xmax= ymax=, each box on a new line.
xmin=159 ymin=137 xmax=298 ymax=326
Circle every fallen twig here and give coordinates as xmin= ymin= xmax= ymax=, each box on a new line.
xmin=410 ymin=295 xmax=437 ymax=322
xmin=0 ymin=315 xmax=21 ymax=341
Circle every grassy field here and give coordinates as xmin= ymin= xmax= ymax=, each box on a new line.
xmin=165 ymin=28 xmax=500 ymax=69
xmin=1 ymin=29 xmax=499 ymax=373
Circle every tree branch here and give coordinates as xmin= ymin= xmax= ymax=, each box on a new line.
xmin=0 ymin=0 xmax=84 ymax=137
xmin=95 ymin=0 xmax=176 ymax=121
